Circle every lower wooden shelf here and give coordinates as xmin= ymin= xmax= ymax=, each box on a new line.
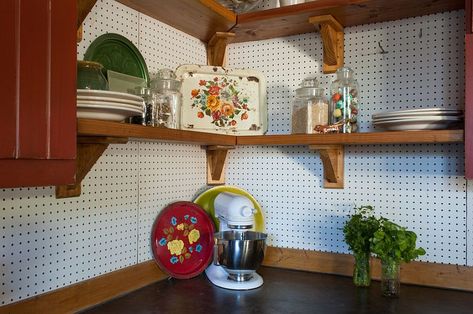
xmin=59 ymin=120 xmax=463 ymax=198
xmin=237 ymin=129 xmax=464 ymax=145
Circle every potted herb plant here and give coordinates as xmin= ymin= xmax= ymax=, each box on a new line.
xmin=343 ymin=205 xmax=380 ymax=287
xmin=370 ymin=219 xmax=426 ymax=297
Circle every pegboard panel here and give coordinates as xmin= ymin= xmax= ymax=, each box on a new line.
xmin=0 ymin=143 xmax=139 ymax=305
xmin=137 ymin=142 xmax=207 ymax=262
xmin=226 ymin=10 xmax=468 ymax=265
xmin=228 ymin=31 xmax=331 ymax=134
xmin=139 ymin=14 xmax=207 ymax=74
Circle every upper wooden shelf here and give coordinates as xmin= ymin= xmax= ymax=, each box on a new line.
xmin=115 ymin=0 xmax=236 ymax=42
xmin=233 ymin=0 xmax=464 ymax=43
xmin=114 ymin=0 xmax=463 ymax=43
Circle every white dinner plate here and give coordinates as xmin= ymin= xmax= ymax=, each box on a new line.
xmin=77 ymin=100 xmax=143 ymax=111
xmin=373 ymin=115 xmax=463 ymax=123
xmin=373 ymin=108 xmax=462 ymax=119
xmin=77 ymin=95 xmax=144 ymax=107
xmin=374 ymin=117 xmax=461 ymax=131
xmin=77 ymin=89 xmax=144 ymax=102
xmin=77 ymin=104 xmax=142 ymax=121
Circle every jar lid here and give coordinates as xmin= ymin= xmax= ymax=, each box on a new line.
xmin=77 ymin=60 xmax=104 ymax=70
xmin=336 ymin=67 xmax=355 ymax=79
xmin=150 ymin=69 xmax=181 ymax=92
xmin=134 ymin=86 xmax=153 ymax=97
xmin=295 ymin=78 xmax=324 ymax=97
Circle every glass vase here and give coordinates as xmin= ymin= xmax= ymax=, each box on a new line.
xmin=381 ymin=259 xmax=401 ymax=297
xmin=353 ymin=252 xmax=371 ymax=287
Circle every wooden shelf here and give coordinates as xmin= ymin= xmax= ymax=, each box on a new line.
xmin=78 ymin=119 xmax=236 ymax=146
xmin=115 ymin=0 xmax=236 ymax=42
xmin=69 ymin=120 xmax=464 ymax=195
xmin=114 ymin=0 xmax=463 ymax=44
xmin=233 ymin=0 xmax=464 ymax=43
xmin=237 ymin=129 xmax=464 ymax=146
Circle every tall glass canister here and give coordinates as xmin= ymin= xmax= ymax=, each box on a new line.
xmin=330 ymin=67 xmax=360 ymax=133
xmin=150 ymin=69 xmax=182 ymax=129
xmin=291 ymin=78 xmax=329 ymax=134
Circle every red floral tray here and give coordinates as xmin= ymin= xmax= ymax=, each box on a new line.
xmin=151 ymin=202 xmax=215 ymax=279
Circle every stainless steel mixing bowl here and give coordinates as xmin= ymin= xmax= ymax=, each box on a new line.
xmin=214 ymin=230 xmax=267 ymax=282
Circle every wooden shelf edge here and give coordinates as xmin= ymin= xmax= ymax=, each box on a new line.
xmin=78 ymin=119 xmax=237 ymax=146
xmin=237 ymin=130 xmax=464 ymax=146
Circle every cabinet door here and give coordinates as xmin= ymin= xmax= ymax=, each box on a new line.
xmin=0 ymin=0 xmax=77 ymax=188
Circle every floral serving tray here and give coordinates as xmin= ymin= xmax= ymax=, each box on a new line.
xmin=151 ymin=202 xmax=215 ymax=279
xmin=176 ymin=65 xmax=267 ymax=135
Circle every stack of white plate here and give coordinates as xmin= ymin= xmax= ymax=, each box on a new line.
xmin=372 ymin=108 xmax=463 ymax=131
xmin=77 ymin=89 xmax=144 ymax=122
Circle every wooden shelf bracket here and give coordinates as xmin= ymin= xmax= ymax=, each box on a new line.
xmin=207 ymin=32 xmax=236 ymax=66
xmin=309 ymin=15 xmax=344 ymax=74
xmin=55 ymin=137 xmax=128 ymax=198
xmin=309 ymin=145 xmax=344 ymax=189
xmin=206 ymin=145 xmax=235 ymax=185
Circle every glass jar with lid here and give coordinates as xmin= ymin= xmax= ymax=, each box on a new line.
xmin=77 ymin=60 xmax=109 ymax=90
xmin=330 ymin=67 xmax=360 ymax=133
xmin=150 ymin=69 xmax=181 ymax=129
xmin=291 ymin=78 xmax=329 ymax=134
xmin=135 ymin=87 xmax=155 ymax=126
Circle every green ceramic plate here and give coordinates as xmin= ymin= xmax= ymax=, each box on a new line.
xmin=193 ymin=186 xmax=265 ymax=232
xmin=84 ymin=33 xmax=149 ymax=84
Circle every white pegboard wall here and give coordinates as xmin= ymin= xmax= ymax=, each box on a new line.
xmin=1 ymin=143 xmax=139 ymax=305
xmin=226 ymin=10 xmax=468 ymax=265
xmin=138 ymin=142 xmax=207 ymax=262
xmin=139 ymin=14 xmax=207 ymax=73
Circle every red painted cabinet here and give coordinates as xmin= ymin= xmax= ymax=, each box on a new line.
xmin=0 ymin=0 xmax=77 ymax=188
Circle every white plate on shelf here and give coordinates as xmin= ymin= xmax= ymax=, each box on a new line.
xmin=77 ymin=105 xmax=142 ymax=121
xmin=373 ymin=115 xmax=463 ymax=123
xmin=77 ymin=100 xmax=143 ymax=111
xmin=373 ymin=108 xmax=462 ymax=119
xmin=77 ymin=95 xmax=144 ymax=107
xmin=374 ymin=117 xmax=462 ymax=131
xmin=77 ymin=89 xmax=144 ymax=102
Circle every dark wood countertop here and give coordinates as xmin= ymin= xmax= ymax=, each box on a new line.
xmin=82 ymin=267 xmax=473 ymax=314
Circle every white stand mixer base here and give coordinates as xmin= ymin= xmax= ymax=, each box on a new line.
xmin=205 ymin=264 xmax=264 ymax=290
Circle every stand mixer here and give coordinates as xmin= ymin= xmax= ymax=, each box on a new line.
xmin=205 ymin=192 xmax=267 ymax=290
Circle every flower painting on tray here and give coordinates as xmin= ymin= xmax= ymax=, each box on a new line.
xmin=190 ymin=77 xmax=253 ymax=128
xmin=177 ymin=65 xmax=267 ymax=135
